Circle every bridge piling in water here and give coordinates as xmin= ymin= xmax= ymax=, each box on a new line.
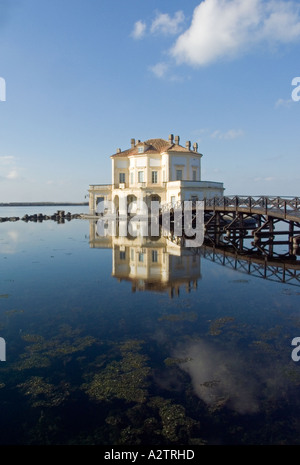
xmin=160 ymin=195 xmax=300 ymax=259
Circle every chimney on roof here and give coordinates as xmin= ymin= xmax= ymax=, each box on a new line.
xmin=193 ymin=142 xmax=198 ymax=152
xmin=186 ymin=141 xmax=191 ymax=150
xmin=175 ymin=135 xmax=180 ymax=145
xmin=137 ymin=139 xmax=141 ymax=144
xmin=169 ymin=134 xmax=174 ymax=144
xmin=116 ymin=148 xmax=121 ymax=153
xmin=131 ymin=138 xmax=135 ymax=148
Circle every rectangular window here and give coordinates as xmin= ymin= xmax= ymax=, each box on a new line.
xmin=119 ymin=251 xmax=126 ymax=260
xmin=176 ymin=169 xmax=182 ymax=181
xmin=152 ymin=171 xmax=158 ymax=184
xmin=192 ymin=170 xmax=197 ymax=181
xmin=119 ymin=172 xmax=125 ymax=183
xmin=138 ymin=252 xmax=144 ymax=262
xmin=152 ymin=250 xmax=158 ymax=263
xmin=138 ymin=171 xmax=144 ymax=183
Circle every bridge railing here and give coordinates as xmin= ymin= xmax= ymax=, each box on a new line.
xmin=204 ymin=196 xmax=300 ymax=218
xmin=159 ymin=196 xmax=300 ymax=219
xmin=200 ymin=244 xmax=300 ymax=287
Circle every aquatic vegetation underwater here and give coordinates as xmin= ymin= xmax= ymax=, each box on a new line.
xmin=1 ymin=217 xmax=300 ymax=445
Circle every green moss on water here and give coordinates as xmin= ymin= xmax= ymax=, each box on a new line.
xmin=17 ymin=376 xmax=70 ymax=407
xmin=209 ymin=317 xmax=235 ymax=336
xmin=164 ymin=357 xmax=192 ymax=366
xmin=83 ymin=340 xmax=150 ymax=404
xmin=148 ymin=397 xmax=200 ymax=443
xmin=15 ymin=326 xmax=97 ymax=370
xmin=159 ymin=312 xmax=198 ymax=323
xmin=285 ymin=366 xmax=300 ymax=385
xmin=5 ymin=309 xmax=24 ymax=315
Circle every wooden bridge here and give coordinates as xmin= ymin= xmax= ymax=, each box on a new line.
xmin=203 ymin=195 xmax=300 ymax=222
xmin=160 ymin=195 xmax=300 ymax=259
xmin=200 ymin=242 xmax=300 ymax=288
xmin=161 ymin=195 xmax=300 ymax=221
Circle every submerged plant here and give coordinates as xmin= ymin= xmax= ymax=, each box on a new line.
xmin=17 ymin=376 xmax=70 ymax=407
xmin=148 ymin=396 xmax=200 ymax=443
xmin=209 ymin=317 xmax=235 ymax=336
xmin=83 ymin=339 xmax=150 ymax=404
xmin=15 ymin=325 xmax=97 ymax=370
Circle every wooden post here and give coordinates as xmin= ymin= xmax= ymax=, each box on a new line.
xmin=269 ymin=217 xmax=274 ymax=257
xmin=284 ymin=200 xmax=287 ymax=219
xmin=289 ymin=221 xmax=294 ymax=255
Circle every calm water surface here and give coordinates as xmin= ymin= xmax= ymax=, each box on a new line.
xmin=1 ymin=206 xmax=300 ymax=445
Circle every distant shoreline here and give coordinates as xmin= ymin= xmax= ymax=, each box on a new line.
xmin=0 ymin=202 xmax=89 ymax=207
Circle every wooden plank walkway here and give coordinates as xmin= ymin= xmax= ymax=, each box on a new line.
xmin=203 ymin=196 xmax=300 ymax=222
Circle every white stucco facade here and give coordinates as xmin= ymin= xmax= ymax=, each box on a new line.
xmin=89 ymin=134 xmax=224 ymax=214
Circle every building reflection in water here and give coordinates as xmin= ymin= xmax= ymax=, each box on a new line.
xmin=89 ymin=219 xmax=200 ymax=298
xmin=89 ymin=217 xmax=300 ymax=294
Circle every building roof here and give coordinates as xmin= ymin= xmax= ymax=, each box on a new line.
xmin=111 ymin=136 xmax=200 ymax=158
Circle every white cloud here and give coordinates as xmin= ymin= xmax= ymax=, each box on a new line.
xmin=253 ymin=176 xmax=276 ymax=182
xmin=210 ymin=129 xmax=244 ymax=140
xmin=262 ymin=1 xmax=300 ymax=42
xmin=170 ymin=0 xmax=300 ymax=67
xmin=150 ymin=11 xmax=185 ymax=36
xmin=173 ymin=340 xmax=260 ymax=414
xmin=131 ymin=20 xmax=146 ymax=39
xmin=131 ymin=11 xmax=184 ymax=42
xmin=0 ymin=155 xmax=15 ymax=165
xmin=0 ymin=155 xmax=21 ymax=180
xmin=275 ymin=98 xmax=294 ymax=108
xmin=6 ymin=169 xmax=18 ymax=179
xmin=149 ymin=62 xmax=169 ymax=78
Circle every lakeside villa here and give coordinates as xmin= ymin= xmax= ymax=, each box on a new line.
xmin=88 ymin=134 xmax=224 ymax=215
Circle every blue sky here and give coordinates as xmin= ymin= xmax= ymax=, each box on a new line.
xmin=0 ymin=0 xmax=300 ymax=202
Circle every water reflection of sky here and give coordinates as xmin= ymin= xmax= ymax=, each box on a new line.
xmin=1 ymin=209 xmax=300 ymax=445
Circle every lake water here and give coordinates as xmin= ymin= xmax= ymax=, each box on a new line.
xmin=1 ymin=206 xmax=300 ymax=445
